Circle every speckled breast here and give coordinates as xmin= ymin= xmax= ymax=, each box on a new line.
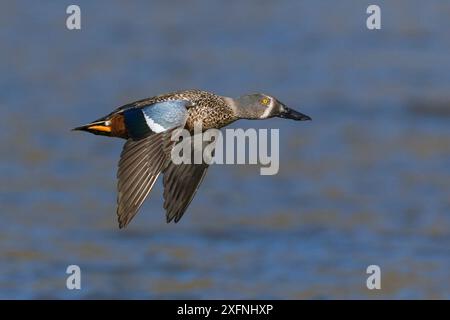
xmin=185 ymin=104 xmax=236 ymax=131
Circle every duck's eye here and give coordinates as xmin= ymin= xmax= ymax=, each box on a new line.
xmin=261 ymin=98 xmax=270 ymax=106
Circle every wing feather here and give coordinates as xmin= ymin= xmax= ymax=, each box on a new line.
xmin=162 ymin=137 xmax=214 ymax=223
xmin=116 ymin=129 xmax=176 ymax=228
xmin=163 ymin=162 xmax=209 ymax=223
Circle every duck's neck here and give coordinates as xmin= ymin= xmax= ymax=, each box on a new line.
xmin=224 ymin=96 xmax=253 ymax=119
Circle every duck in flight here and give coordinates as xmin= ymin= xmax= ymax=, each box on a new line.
xmin=73 ymin=89 xmax=311 ymax=228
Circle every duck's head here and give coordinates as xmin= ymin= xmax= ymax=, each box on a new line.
xmin=232 ymin=93 xmax=311 ymax=121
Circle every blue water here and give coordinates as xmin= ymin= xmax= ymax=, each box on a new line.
xmin=0 ymin=0 xmax=449 ymax=299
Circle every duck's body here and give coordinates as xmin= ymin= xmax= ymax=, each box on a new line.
xmin=74 ymin=89 xmax=310 ymax=228
xmin=86 ymin=90 xmax=237 ymax=139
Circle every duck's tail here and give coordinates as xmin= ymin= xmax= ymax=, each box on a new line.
xmin=72 ymin=117 xmax=113 ymax=137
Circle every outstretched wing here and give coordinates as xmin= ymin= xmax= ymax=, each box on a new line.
xmin=162 ymin=136 xmax=216 ymax=223
xmin=117 ymin=131 xmax=173 ymax=228
xmin=163 ymin=162 xmax=209 ymax=223
xmin=116 ymin=100 xmax=190 ymax=228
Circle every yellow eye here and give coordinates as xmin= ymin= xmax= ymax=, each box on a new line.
xmin=261 ymin=98 xmax=270 ymax=106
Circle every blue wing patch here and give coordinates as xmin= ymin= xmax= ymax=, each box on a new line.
xmin=141 ymin=100 xmax=189 ymax=132
xmin=124 ymin=100 xmax=189 ymax=140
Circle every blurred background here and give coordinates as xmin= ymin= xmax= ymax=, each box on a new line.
xmin=0 ymin=0 xmax=449 ymax=299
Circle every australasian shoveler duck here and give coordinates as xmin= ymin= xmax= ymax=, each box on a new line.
xmin=73 ymin=89 xmax=311 ymax=228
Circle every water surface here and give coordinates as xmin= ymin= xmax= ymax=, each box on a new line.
xmin=0 ymin=0 xmax=449 ymax=299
